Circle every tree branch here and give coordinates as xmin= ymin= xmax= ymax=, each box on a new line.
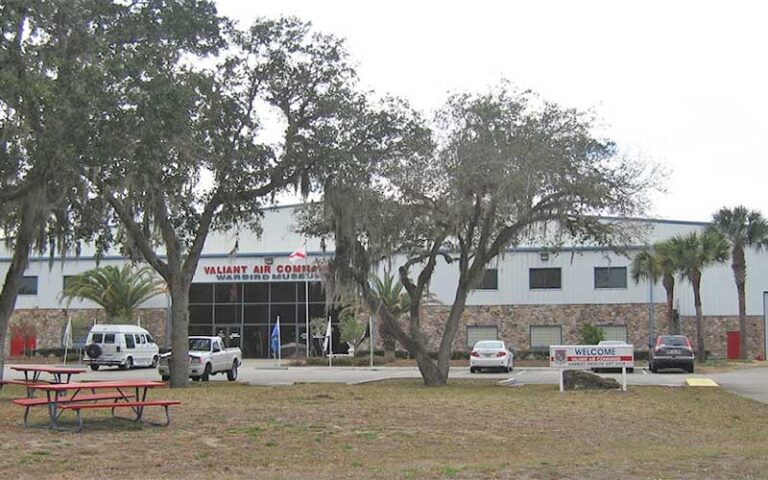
xmin=106 ymin=193 xmax=171 ymax=280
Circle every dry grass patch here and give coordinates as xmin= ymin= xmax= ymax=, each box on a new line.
xmin=1 ymin=380 xmax=767 ymax=479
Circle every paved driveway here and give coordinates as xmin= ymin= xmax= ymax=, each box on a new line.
xmin=4 ymin=361 xmax=767 ymax=403
xmin=710 ymin=367 xmax=768 ymax=404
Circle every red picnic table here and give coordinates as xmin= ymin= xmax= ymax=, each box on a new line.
xmin=27 ymin=379 xmax=179 ymax=432
xmin=10 ymin=364 xmax=86 ymax=384
xmin=2 ymin=365 xmax=86 ymax=398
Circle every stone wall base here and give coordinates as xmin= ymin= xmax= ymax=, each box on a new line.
xmin=3 ymin=309 xmax=168 ymax=358
xmin=419 ymin=303 xmax=765 ymax=359
xmin=4 ymin=304 xmax=766 ymax=360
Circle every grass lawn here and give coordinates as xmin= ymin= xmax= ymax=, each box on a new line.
xmin=1 ymin=380 xmax=767 ymax=479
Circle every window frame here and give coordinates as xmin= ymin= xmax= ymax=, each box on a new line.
xmin=466 ymin=325 xmax=499 ymax=348
xmin=529 ymin=325 xmax=563 ymax=350
xmin=594 ymin=266 xmax=628 ymax=289
xmin=599 ymin=324 xmax=629 ymax=343
xmin=529 ymin=268 xmax=562 ymax=290
xmin=476 ymin=268 xmax=499 ymax=290
xmin=18 ymin=276 xmax=38 ymax=295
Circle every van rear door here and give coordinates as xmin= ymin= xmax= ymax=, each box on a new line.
xmin=99 ymin=333 xmax=119 ymax=361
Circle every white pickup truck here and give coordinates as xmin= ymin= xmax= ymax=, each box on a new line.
xmin=158 ymin=336 xmax=242 ymax=382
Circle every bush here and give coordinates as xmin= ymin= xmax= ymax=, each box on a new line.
xmin=512 ymin=350 xmax=550 ymax=361
xmin=294 ymin=356 xmax=388 ymax=367
xmin=32 ymin=348 xmax=81 ymax=362
xmin=579 ymin=324 xmax=605 ymax=345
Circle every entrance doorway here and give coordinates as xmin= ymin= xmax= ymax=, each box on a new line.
xmin=215 ymin=325 xmax=243 ymax=350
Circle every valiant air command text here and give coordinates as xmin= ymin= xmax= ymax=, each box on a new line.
xmin=202 ymin=263 xmax=325 ymax=282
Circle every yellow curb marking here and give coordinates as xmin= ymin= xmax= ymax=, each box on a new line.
xmin=686 ymin=378 xmax=719 ymax=387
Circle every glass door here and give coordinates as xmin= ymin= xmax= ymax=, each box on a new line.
xmin=215 ymin=325 xmax=243 ymax=350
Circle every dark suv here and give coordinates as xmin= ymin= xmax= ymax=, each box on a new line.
xmin=648 ymin=335 xmax=695 ymax=373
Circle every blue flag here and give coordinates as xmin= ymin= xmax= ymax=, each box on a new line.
xmin=270 ymin=319 xmax=280 ymax=357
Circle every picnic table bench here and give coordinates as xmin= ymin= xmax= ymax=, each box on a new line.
xmin=26 ymin=380 xmax=179 ymax=432
xmin=60 ymin=400 xmax=181 ymax=431
xmin=12 ymin=392 xmax=133 ymax=427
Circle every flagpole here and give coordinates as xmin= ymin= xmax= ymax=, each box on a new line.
xmin=304 ymin=239 xmax=309 ymax=358
xmin=329 ymin=315 xmax=333 ymax=368
xmin=63 ymin=315 xmax=72 ymax=366
xmin=277 ymin=315 xmax=281 ymax=367
xmin=369 ymin=314 xmax=373 ymax=368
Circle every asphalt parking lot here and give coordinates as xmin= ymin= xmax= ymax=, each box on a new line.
xmin=5 ymin=360 xmax=767 ymax=403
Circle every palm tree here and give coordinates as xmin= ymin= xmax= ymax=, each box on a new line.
xmin=631 ymin=241 xmax=678 ymax=335
xmin=708 ymin=206 xmax=768 ymax=360
xmin=370 ymin=273 xmax=411 ymax=362
xmin=668 ymin=231 xmax=730 ymax=363
xmin=61 ymin=265 xmax=166 ymax=322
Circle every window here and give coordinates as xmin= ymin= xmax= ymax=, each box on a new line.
xmin=140 ymin=334 xmax=146 ymax=344
xmin=529 ymin=268 xmax=561 ymax=289
xmin=600 ymin=325 xmax=628 ymax=343
xmin=594 ymin=267 xmax=627 ymax=289
xmin=189 ymin=283 xmax=214 ymax=303
xmin=125 ymin=334 xmax=135 ymax=349
xmin=104 ymin=333 xmax=116 ymax=344
xmin=190 ymin=305 xmax=213 ymax=325
xmin=530 ymin=325 xmax=562 ymax=350
xmin=467 ymin=326 xmax=498 ymax=348
xmin=92 ymin=333 xmax=103 ymax=343
xmin=63 ymin=276 xmax=77 ymax=290
xmin=477 ymin=269 xmax=498 ymax=290
xmin=215 ymin=283 xmax=241 ymax=303
xmin=18 ymin=276 xmax=38 ymax=295
xmin=146 ymin=334 xmax=155 ymax=344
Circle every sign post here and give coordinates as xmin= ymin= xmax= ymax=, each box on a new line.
xmin=550 ymin=344 xmax=634 ymax=392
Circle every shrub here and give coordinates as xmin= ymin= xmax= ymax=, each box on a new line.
xmin=579 ymin=324 xmax=605 ymax=345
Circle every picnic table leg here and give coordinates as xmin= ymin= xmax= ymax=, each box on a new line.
xmin=46 ymin=390 xmax=59 ymax=430
xmin=136 ymin=387 xmax=147 ymax=422
xmin=22 ymin=371 xmax=36 ymax=398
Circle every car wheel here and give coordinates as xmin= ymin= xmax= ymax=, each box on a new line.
xmin=120 ymin=357 xmax=133 ymax=370
xmin=151 ymin=355 xmax=159 ymax=368
xmin=201 ymin=363 xmax=211 ymax=381
xmin=191 ymin=376 xmax=200 ymax=382
xmin=688 ymin=363 xmax=695 ymax=374
xmin=227 ymin=361 xmax=238 ymax=381
xmin=507 ymin=365 xmax=513 ymax=373
xmin=470 ymin=367 xmax=476 ymax=373
xmin=89 ymin=364 xmax=99 ymax=371
xmin=161 ymin=375 xmax=169 ymax=381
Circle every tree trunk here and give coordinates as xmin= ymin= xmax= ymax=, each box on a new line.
xmin=662 ymin=273 xmax=675 ymax=334
xmin=692 ymin=272 xmax=705 ymax=364
xmin=376 ymin=296 xmax=446 ymax=386
xmin=436 ymin=282 xmax=471 ymax=379
xmin=415 ymin=348 xmax=444 ymax=386
xmin=379 ymin=321 xmax=396 ymax=362
xmin=732 ymin=246 xmax=748 ymax=360
xmin=168 ymin=280 xmax=191 ymax=388
xmin=0 ymin=195 xmax=41 ymax=384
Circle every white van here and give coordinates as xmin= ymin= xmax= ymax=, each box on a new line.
xmin=83 ymin=324 xmax=160 ymax=371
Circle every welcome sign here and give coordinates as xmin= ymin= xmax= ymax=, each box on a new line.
xmin=549 ymin=344 xmax=634 ymax=369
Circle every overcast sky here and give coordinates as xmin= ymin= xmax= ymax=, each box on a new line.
xmin=217 ymin=0 xmax=767 ymax=222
